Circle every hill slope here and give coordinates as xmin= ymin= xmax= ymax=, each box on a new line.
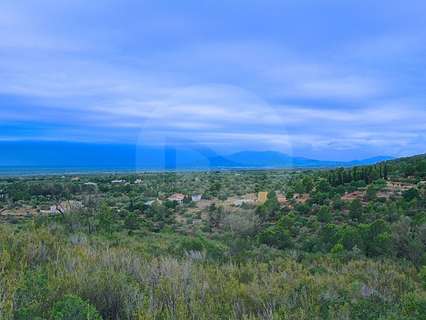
xmin=0 ymin=141 xmax=395 ymax=172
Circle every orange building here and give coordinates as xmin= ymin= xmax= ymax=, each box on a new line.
xmin=257 ymin=191 xmax=268 ymax=204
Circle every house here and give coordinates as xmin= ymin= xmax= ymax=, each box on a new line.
xmin=294 ymin=193 xmax=310 ymax=203
xmin=388 ymin=181 xmax=414 ymax=192
xmin=82 ymin=182 xmax=98 ymax=192
xmin=233 ymin=199 xmax=244 ymax=206
xmin=71 ymin=177 xmax=80 ymax=181
xmin=50 ymin=200 xmax=83 ymax=214
xmin=233 ymin=199 xmax=255 ymax=207
xmin=168 ymin=193 xmax=185 ymax=204
xmin=144 ymin=200 xmax=158 ymax=206
xmin=134 ymin=179 xmax=143 ymax=184
xmin=39 ymin=205 xmax=51 ymax=213
xmin=341 ymin=191 xmax=364 ymax=201
xmin=63 ymin=200 xmax=83 ymax=211
xmin=276 ymin=193 xmax=288 ymax=205
xmin=112 ymin=179 xmax=126 ymax=184
xmin=191 ymin=194 xmax=202 ymax=202
xmin=257 ymin=192 xmax=268 ymax=204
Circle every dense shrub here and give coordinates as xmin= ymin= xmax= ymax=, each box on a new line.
xmin=50 ymin=295 xmax=102 ymax=320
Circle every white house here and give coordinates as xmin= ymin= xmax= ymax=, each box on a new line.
xmin=191 ymin=194 xmax=202 ymax=202
xmin=233 ymin=199 xmax=255 ymax=207
xmin=145 ymin=200 xmax=155 ymax=206
xmin=112 ymin=179 xmax=126 ymax=184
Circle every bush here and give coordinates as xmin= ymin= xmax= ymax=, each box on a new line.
xmin=420 ymin=266 xmax=426 ymax=289
xmin=176 ymin=235 xmax=226 ymax=260
xmin=258 ymin=225 xmax=293 ymax=249
xmin=317 ymin=206 xmax=332 ymax=223
xmin=14 ymin=269 xmax=50 ymax=320
xmin=51 ymin=295 xmax=102 ymax=320
xmin=401 ymin=292 xmax=426 ymax=320
xmin=330 ymin=243 xmax=344 ymax=255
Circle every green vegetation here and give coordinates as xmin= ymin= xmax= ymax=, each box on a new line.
xmin=0 ymin=154 xmax=425 ymax=319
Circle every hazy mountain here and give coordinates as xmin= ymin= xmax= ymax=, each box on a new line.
xmin=345 ymin=156 xmax=395 ymax=166
xmin=0 ymin=141 xmax=394 ymax=173
xmin=211 ymin=151 xmax=394 ymax=168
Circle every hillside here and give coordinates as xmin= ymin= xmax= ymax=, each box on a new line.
xmin=0 ymin=153 xmax=425 ymax=319
xmin=222 ymin=151 xmax=394 ymax=168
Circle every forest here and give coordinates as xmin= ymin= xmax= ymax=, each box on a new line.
xmin=0 ymin=154 xmax=425 ymax=319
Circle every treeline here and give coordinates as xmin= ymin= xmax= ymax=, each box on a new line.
xmin=325 ymin=153 xmax=426 ymax=187
xmin=326 ymin=164 xmax=389 ymax=187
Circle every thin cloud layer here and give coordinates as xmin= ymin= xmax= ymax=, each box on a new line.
xmin=0 ymin=0 xmax=425 ymax=160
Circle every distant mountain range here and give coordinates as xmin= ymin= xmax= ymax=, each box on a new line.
xmin=207 ymin=151 xmax=394 ymax=169
xmin=0 ymin=141 xmax=394 ymax=174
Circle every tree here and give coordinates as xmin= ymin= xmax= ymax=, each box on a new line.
xmin=363 ymin=219 xmax=391 ymax=257
xmin=98 ymin=202 xmax=115 ymax=235
xmin=124 ymin=212 xmax=140 ymax=231
xmin=401 ymin=292 xmax=426 ymax=319
xmin=207 ymin=204 xmax=224 ymax=229
xmin=349 ymin=199 xmax=363 ymax=221
xmin=403 ymin=188 xmax=419 ymax=202
xmin=383 ymin=163 xmax=388 ymax=180
xmin=302 ymin=176 xmax=314 ymax=193
xmin=365 ymin=185 xmax=377 ymax=201
xmin=50 ymin=295 xmax=102 ymax=320
xmin=420 ymin=266 xmax=426 ymax=289
xmin=256 ymin=192 xmax=280 ymax=222
xmin=286 ymin=188 xmax=295 ymax=201
xmin=340 ymin=225 xmax=363 ymax=250
xmin=316 ymin=179 xmax=331 ymax=193
xmin=317 ymin=206 xmax=332 ymax=223
xmin=294 ymin=181 xmax=305 ymax=194
xmin=258 ymin=225 xmax=293 ymax=249
xmin=320 ymin=223 xmax=340 ymax=251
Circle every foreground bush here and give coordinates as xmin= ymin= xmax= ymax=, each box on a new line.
xmin=0 ymin=223 xmax=425 ymax=319
xmin=51 ymin=295 xmax=102 ymax=320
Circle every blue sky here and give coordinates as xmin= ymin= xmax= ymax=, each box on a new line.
xmin=0 ymin=0 xmax=425 ymax=161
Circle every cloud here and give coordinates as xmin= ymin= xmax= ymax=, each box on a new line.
xmin=295 ymin=77 xmax=381 ymax=99
xmin=0 ymin=0 xmax=425 ymax=160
